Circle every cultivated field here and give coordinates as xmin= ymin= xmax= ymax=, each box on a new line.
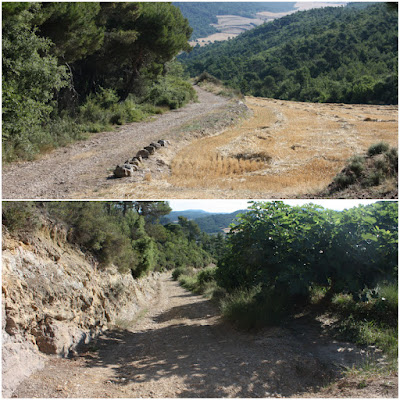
xmin=190 ymin=3 xmax=347 ymax=46
xmin=102 ymin=96 xmax=397 ymax=199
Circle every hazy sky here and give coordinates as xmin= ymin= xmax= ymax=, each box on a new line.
xmin=169 ymin=199 xmax=382 ymax=213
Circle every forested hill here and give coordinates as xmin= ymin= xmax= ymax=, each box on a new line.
xmin=164 ymin=209 xmax=247 ymax=234
xmin=180 ymin=3 xmax=398 ymax=104
xmin=173 ymin=2 xmax=296 ymax=39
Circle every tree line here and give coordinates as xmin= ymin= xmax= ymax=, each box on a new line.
xmin=2 ymin=201 xmax=225 ymax=278
xmin=3 ymin=2 xmax=194 ymax=162
xmin=180 ymin=3 xmax=398 ymax=104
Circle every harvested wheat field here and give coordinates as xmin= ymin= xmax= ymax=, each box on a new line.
xmin=101 ymin=96 xmax=397 ymax=199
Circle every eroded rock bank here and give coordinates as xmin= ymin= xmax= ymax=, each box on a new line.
xmin=2 ymin=221 xmax=162 ymax=397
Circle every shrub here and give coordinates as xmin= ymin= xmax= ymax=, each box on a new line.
xmin=333 ymin=172 xmax=356 ymax=189
xmin=220 ymin=285 xmax=289 ymax=329
xmin=172 ymin=266 xmax=188 ymax=281
xmin=348 ymin=156 xmax=365 ymax=176
xmin=194 ymin=71 xmax=222 ymax=86
xmin=147 ymin=76 xmax=197 ymax=109
xmin=2 ymin=202 xmax=41 ymax=233
xmin=197 ymin=265 xmax=217 ymax=285
xmin=367 ymin=141 xmax=390 ymax=157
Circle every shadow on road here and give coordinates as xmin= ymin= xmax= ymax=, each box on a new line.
xmin=80 ymin=295 xmax=368 ymax=398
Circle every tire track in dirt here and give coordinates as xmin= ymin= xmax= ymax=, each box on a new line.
xmin=2 ymin=87 xmax=229 ymax=199
xmin=13 ymin=274 xmax=387 ymax=398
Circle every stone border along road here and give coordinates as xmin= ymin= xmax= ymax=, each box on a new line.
xmin=13 ymin=274 xmax=383 ymax=398
xmin=2 ymin=87 xmax=229 ymax=199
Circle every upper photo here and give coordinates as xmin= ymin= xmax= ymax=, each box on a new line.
xmin=2 ymin=2 xmax=398 ymax=200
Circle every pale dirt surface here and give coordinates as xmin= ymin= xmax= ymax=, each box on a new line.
xmin=12 ymin=274 xmax=397 ymax=398
xmin=2 ymin=87 xmax=229 ymax=200
xmin=99 ymin=96 xmax=397 ymax=199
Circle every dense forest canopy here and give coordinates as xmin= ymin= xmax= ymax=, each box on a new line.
xmin=180 ymin=3 xmax=398 ymax=104
xmin=2 ymin=2 xmax=194 ymax=162
xmin=173 ymin=2 xmax=297 ymax=39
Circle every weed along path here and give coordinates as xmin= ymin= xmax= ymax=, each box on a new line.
xmin=2 ymin=87 xmax=230 ymax=199
xmin=13 ymin=274 xmax=395 ymax=398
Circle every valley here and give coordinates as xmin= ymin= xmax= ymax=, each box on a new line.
xmin=190 ymin=2 xmax=347 ymax=46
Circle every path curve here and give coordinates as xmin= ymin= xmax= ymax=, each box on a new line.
xmin=2 ymin=87 xmax=228 ymax=199
xmin=13 ymin=274 xmax=380 ymax=398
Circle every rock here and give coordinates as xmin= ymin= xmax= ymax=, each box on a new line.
xmin=144 ymin=146 xmax=156 ymax=155
xmin=136 ymin=149 xmax=150 ymax=159
xmin=113 ymin=165 xmax=133 ymax=178
xmin=158 ymin=140 xmax=169 ymax=147
xmin=150 ymin=142 xmax=161 ymax=150
xmin=2 ymin=227 xmax=163 ymax=395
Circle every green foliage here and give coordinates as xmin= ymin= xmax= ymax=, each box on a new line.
xmin=175 ymin=265 xmax=218 ymax=297
xmin=34 ymin=2 xmax=104 ymax=63
xmin=331 ymin=282 xmax=398 ymax=367
xmin=172 ymin=266 xmax=189 ymax=281
xmin=181 ymin=3 xmax=398 ymax=104
xmin=2 ymin=202 xmax=41 ymax=233
xmin=2 ymin=3 xmax=69 ymax=161
xmin=3 ymin=2 xmax=195 ymax=162
xmin=147 ymin=75 xmax=197 ymax=109
xmin=216 ymin=201 xmax=398 ymax=328
xmin=219 ymin=286 xmax=287 ymax=329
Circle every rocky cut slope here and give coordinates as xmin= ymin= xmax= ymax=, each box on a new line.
xmin=2 ymin=218 xmax=162 ymax=397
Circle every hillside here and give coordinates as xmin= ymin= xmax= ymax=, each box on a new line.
xmin=164 ymin=209 xmax=247 ymax=234
xmin=180 ymin=3 xmax=398 ymax=104
xmin=165 ymin=209 xmax=213 ymax=222
xmin=193 ymin=210 xmax=247 ymax=234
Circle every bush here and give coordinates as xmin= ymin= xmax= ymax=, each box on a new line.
xmin=197 ymin=265 xmax=217 ymax=285
xmin=194 ymin=72 xmax=222 ymax=86
xmin=172 ymin=266 xmax=189 ymax=281
xmin=367 ymin=141 xmax=390 ymax=157
xmin=2 ymin=202 xmax=41 ymax=233
xmin=220 ymin=285 xmax=289 ymax=329
xmin=147 ymin=76 xmax=197 ymax=109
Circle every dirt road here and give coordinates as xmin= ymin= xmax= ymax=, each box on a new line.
xmin=13 ymin=274 xmax=395 ymax=398
xmin=2 ymin=87 xmax=230 ymax=199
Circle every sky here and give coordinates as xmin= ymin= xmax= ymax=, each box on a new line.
xmin=169 ymin=199 xmax=383 ymax=213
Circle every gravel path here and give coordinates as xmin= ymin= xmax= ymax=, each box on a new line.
xmin=13 ymin=274 xmax=384 ymax=398
xmin=2 ymin=87 xmax=228 ymax=199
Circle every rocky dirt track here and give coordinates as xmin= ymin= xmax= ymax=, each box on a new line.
xmin=13 ymin=274 xmax=397 ymax=398
xmin=2 ymin=87 xmax=229 ymax=199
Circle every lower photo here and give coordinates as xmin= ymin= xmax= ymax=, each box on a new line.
xmin=2 ymin=200 xmax=398 ymax=398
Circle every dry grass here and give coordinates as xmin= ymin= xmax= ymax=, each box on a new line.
xmin=93 ymin=97 xmax=398 ymax=199
xmin=165 ymin=97 xmax=397 ymax=197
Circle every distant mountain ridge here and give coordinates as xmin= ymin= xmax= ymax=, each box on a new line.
xmin=166 ymin=209 xmax=214 ymax=222
xmin=165 ymin=209 xmax=248 ymax=234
